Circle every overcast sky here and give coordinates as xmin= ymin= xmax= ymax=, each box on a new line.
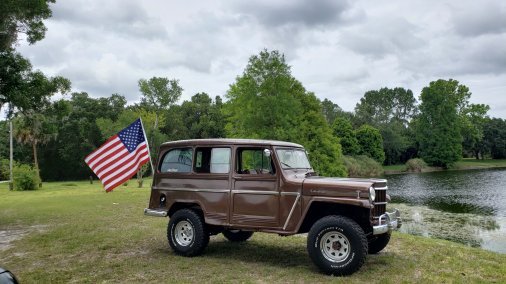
xmin=17 ymin=0 xmax=506 ymax=118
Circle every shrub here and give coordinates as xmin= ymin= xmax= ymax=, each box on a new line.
xmin=343 ymin=155 xmax=384 ymax=177
xmin=13 ymin=164 xmax=41 ymax=191
xmin=405 ymin=158 xmax=427 ymax=172
xmin=0 ymin=159 xmax=10 ymax=181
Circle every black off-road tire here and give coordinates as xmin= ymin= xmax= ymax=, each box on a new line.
xmin=307 ymin=216 xmax=368 ymax=276
xmin=222 ymin=229 xmax=254 ymax=242
xmin=368 ymin=232 xmax=391 ymax=254
xmin=167 ymin=209 xmax=209 ymax=257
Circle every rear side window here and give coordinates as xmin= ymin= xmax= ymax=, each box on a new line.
xmin=160 ymin=148 xmax=193 ymax=173
xmin=194 ymin=147 xmax=231 ymax=174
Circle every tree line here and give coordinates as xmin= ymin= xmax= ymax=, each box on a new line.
xmin=1 ymin=1 xmax=505 ymax=183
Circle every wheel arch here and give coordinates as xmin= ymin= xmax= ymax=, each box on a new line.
xmin=297 ymin=201 xmax=372 ymax=234
xmin=168 ymin=201 xmax=205 ymax=218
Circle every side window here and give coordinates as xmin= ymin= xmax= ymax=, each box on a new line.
xmin=160 ymin=148 xmax=193 ymax=173
xmin=237 ymin=148 xmax=274 ymax=175
xmin=194 ymin=147 xmax=231 ymax=174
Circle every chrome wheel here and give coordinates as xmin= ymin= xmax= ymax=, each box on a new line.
xmin=320 ymin=231 xmax=350 ymax=262
xmin=174 ymin=220 xmax=194 ymax=246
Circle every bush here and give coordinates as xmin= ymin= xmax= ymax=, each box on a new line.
xmin=13 ymin=164 xmax=41 ymax=191
xmin=343 ymin=155 xmax=384 ymax=177
xmin=405 ymin=158 xmax=427 ymax=172
xmin=0 ymin=159 xmax=10 ymax=181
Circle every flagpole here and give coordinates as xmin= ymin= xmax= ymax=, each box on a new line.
xmin=139 ymin=117 xmax=155 ymax=175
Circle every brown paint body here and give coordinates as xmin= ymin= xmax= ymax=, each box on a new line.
xmin=148 ymin=139 xmax=388 ymax=235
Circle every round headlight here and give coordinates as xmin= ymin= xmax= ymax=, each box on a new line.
xmin=369 ymin=186 xmax=376 ymax=202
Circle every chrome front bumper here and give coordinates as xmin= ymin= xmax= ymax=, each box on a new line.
xmin=372 ymin=209 xmax=402 ymax=235
xmin=144 ymin=208 xmax=168 ymax=217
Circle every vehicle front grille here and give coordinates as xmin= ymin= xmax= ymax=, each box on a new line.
xmin=372 ymin=186 xmax=387 ymax=218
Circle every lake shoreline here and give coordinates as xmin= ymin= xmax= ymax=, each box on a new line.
xmin=384 ymin=159 xmax=506 ymax=175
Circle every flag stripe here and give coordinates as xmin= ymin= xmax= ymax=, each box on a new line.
xmin=104 ymin=156 xmax=150 ymax=191
xmin=84 ymin=118 xmax=151 ymax=192
xmin=88 ymin=139 xmax=124 ymax=168
xmin=100 ymin=145 xmax=148 ymax=182
xmin=85 ymin=135 xmax=121 ymax=163
xmin=104 ymin=153 xmax=150 ymax=190
xmin=93 ymin=148 xmax=129 ymax=176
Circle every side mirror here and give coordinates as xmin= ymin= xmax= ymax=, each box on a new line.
xmin=263 ymin=149 xmax=271 ymax=157
xmin=0 ymin=267 xmax=19 ymax=284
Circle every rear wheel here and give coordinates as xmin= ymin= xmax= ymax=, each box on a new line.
xmin=222 ymin=229 xmax=254 ymax=242
xmin=368 ymin=232 xmax=391 ymax=254
xmin=307 ymin=216 xmax=367 ymax=276
xmin=167 ymin=209 xmax=209 ymax=257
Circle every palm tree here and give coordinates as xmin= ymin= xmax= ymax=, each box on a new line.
xmin=13 ymin=112 xmax=56 ymax=187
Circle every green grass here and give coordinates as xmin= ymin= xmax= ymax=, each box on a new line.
xmin=382 ymin=164 xmax=406 ymax=172
xmin=454 ymin=158 xmax=506 ymax=170
xmin=1 ymin=181 xmax=505 ymax=283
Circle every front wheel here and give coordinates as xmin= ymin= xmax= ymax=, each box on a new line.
xmin=222 ymin=229 xmax=254 ymax=242
xmin=307 ymin=216 xmax=367 ymax=276
xmin=368 ymin=232 xmax=391 ymax=254
xmin=167 ymin=209 xmax=209 ymax=257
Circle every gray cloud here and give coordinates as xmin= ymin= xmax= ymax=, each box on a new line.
xmin=452 ymin=1 xmax=506 ymax=37
xmin=13 ymin=0 xmax=506 ymax=119
xmin=234 ymin=0 xmax=354 ymax=27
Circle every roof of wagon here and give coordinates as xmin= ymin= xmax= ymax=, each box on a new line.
xmin=160 ymin=138 xmax=304 ymax=148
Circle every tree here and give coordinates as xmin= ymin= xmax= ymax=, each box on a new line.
xmin=416 ymin=79 xmax=468 ymax=168
xmin=37 ymin=93 xmax=126 ymax=181
xmin=380 ymin=121 xmax=411 ymax=165
xmin=332 ymin=117 xmax=359 ymax=156
xmin=483 ymin=118 xmax=506 ymax=159
xmin=0 ymin=0 xmax=55 ymax=51
xmin=13 ymin=111 xmax=57 ymax=186
xmin=224 ymin=50 xmax=346 ymax=176
xmin=355 ymin=125 xmax=385 ymax=164
xmin=168 ymin=93 xmax=226 ymax=139
xmin=139 ymin=77 xmax=182 ymax=155
xmin=355 ymin=87 xmax=417 ymax=126
xmin=460 ymin=103 xmax=490 ymax=159
xmin=0 ymin=51 xmax=70 ymax=116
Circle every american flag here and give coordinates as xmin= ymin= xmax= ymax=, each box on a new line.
xmin=85 ymin=118 xmax=151 ymax=192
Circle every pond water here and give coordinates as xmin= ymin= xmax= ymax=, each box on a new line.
xmin=386 ymin=168 xmax=506 ymax=254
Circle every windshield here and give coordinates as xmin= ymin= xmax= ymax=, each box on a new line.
xmin=276 ymin=148 xmax=312 ymax=169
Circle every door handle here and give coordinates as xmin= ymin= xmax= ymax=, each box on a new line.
xmin=233 ymin=176 xmax=243 ymax=180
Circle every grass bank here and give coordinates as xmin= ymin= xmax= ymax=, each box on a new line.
xmin=384 ymin=158 xmax=506 ymax=174
xmin=1 ymin=181 xmax=505 ymax=283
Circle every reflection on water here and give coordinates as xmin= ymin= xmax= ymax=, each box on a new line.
xmin=387 ymin=168 xmax=506 ymax=254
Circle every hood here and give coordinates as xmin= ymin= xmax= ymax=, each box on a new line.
xmin=301 ymin=176 xmax=387 ymax=198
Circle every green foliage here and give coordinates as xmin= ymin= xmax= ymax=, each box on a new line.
xmin=461 ymin=104 xmax=490 ymax=159
xmin=483 ymin=118 xmax=506 ymax=159
xmin=139 ymin=77 xmax=182 ymax=112
xmin=38 ymin=92 xmax=126 ymax=180
xmin=163 ymin=93 xmax=225 ymax=140
xmin=0 ymin=158 xmax=12 ymax=180
xmin=0 ymin=50 xmax=70 ymax=117
xmin=224 ymin=49 xmax=346 ymax=176
xmin=343 ymin=155 xmax=383 ymax=177
xmin=416 ymin=79 xmax=467 ymax=168
xmin=405 ymin=158 xmax=427 ymax=172
xmin=332 ymin=117 xmax=359 ymax=156
xmin=355 ymin=124 xmax=385 ymax=163
xmin=380 ymin=122 xmax=412 ymax=165
xmin=355 ymin=87 xmax=417 ymax=126
xmin=12 ymin=163 xmax=40 ymax=190
xmin=0 ymin=0 xmax=55 ymax=50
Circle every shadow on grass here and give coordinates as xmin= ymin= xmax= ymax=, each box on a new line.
xmin=205 ymin=239 xmax=312 ymax=270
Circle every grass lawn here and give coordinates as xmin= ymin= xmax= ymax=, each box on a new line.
xmin=454 ymin=158 xmax=506 ymax=170
xmin=1 ymin=180 xmax=505 ymax=283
